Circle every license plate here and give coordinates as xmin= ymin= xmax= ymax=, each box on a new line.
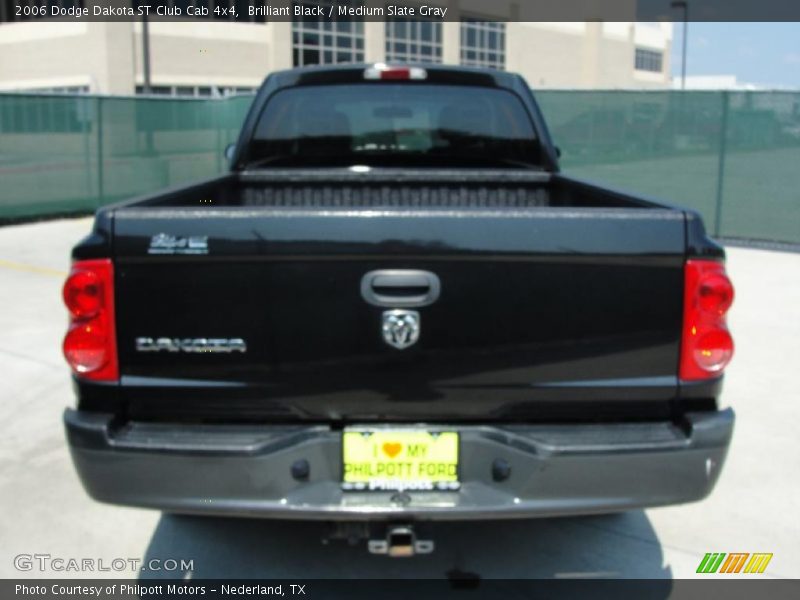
xmin=342 ymin=429 xmax=460 ymax=491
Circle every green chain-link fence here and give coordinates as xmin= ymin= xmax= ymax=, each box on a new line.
xmin=1 ymin=90 xmax=799 ymax=243
xmin=537 ymin=90 xmax=800 ymax=244
xmin=0 ymin=93 xmax=253 ymax=219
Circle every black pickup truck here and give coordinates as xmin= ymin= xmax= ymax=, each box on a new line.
xmin=63 ymin=64 xmax=735 ymax=554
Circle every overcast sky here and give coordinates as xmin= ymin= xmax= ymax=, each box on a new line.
xmin=670 ymin=22 xmax=800 ymax=88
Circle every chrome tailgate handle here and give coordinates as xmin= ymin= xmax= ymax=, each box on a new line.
xmin=361 ymin=270 xmax=441 ymax=307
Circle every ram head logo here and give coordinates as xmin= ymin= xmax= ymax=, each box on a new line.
xmin=381 ymin=310 xmax=420 ymax=350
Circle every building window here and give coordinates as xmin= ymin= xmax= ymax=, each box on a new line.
xmin=635 ymin=48 xmax=663 ymax=73
xmin=135 ymin=85 xmax=256 ymax=97
xmin=460 ymin=20 xmax=505 ymax=70
xmin=385 ymin=19 xmax=442 ymax=63
xmin=7 ymin=85 xmax=90 ymax=94
xmin=292 ymin=1 xmax=365 ymax=67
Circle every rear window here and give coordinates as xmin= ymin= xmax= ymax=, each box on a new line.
xmin=248 ymin=83 xmax=541 ymax=168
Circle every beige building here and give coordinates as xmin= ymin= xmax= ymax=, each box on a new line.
xmin=0 ymin=11 xmax=672 ymax=95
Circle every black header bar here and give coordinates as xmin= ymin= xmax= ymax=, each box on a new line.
xmin=2 ymin=0 xmax=800 ymax=24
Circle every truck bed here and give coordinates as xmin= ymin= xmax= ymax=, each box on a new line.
xmin=127 ymin=168 xmax=659 ymax=210
xmin=89 ymin=169 xmax=695 ymax=424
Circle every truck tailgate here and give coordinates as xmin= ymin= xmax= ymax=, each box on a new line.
xmin=112 ymin=206 xmax=685 ymax=422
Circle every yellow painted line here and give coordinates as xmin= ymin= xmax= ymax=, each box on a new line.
xmin=0 ymin=258 xmax=67 ymax=278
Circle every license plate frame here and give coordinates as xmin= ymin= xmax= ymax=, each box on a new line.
xmin=341 ymin=428 xmax=460 ymax=492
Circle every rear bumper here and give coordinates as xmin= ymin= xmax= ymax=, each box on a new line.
xmin=65 ymin=408 xmax=734 ymax=520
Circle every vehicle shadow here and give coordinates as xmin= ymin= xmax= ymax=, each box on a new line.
xmin=140 ymin=510 xmax=672 ymax=582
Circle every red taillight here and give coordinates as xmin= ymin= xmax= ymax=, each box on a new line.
xmin=63 ymin=268 xmax=102 ymax=318
xmin=680 ymin=259 xmax=735 ymax=381
xmin=62 ymin=259 xmax=118 ymax=381
xmin=698 ymin=272 xmax=734 ymax=315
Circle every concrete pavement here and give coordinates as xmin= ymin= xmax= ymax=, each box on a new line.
xmin=0 ymin=217 xmax=797 ymax=580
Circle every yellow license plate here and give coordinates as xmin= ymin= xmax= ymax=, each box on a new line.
xmin=342 ymin=430 xmax=460 ymax=491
